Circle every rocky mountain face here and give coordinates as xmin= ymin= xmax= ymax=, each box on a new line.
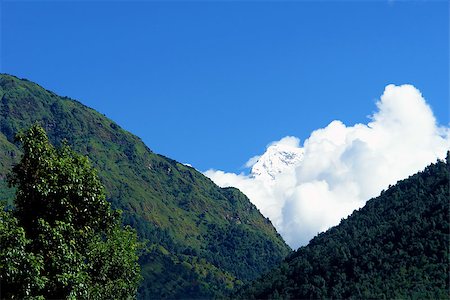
xmin=0 ymin=74 xmax=290 ymax=298
xmin=250 ymin=142 xmax=304 ymax=181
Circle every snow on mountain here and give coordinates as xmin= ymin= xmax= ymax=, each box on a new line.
xmin=250 ymin=138 xmax=304 ymax=181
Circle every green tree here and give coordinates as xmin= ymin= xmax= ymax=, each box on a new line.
xmin=0 ymin=124 xmax=141 ymax=299
xmin=0 ymin=204 xmax=44 ymax=299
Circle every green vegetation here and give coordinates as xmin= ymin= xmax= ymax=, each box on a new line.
xmin=0 ymin=74 xmax=290 ymax=298
xmin=1 ymin=124 xmax=141 ymax=299
xmin=238 ymin=153 xmax=450 ymax=299
xmin=1 ymin=74 xmax=447 ymax=299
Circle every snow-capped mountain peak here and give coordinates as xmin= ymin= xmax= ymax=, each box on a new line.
xmin=250 ymin=141 xmax=304 ymax=181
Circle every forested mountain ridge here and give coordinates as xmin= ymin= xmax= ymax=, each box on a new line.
xmin=237 ymin=153 xmax=450 ymax=299
xmin=0 ymin=74 xmax=290 ymax=298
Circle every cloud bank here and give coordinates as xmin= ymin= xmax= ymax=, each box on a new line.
xmin=205 ymin=84 xmax=449 ymax=249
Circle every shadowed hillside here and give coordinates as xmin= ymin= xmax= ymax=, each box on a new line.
xmin=238 ymin=154 xmax=449 ymax=299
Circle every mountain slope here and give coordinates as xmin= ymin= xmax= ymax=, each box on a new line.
xmin=238 ymin=154 xmax=449 ymax=299
xmin=0 ymin=74 xmax=290 ymax=298
xmin=250 ymin=141 xmax=303 ymax=181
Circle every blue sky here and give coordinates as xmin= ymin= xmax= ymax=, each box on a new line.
xmin=1 ymin=0 xmax=448 ymax=173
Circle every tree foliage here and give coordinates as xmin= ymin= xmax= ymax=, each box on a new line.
xmin=0 ymin=124 xmax=141 ymax=299
xmin=238 ymin=153 xmax=450 ymax=299
xmin=0 ymin=206 xmax=44 ymax=299
xmin=0 ymin=73 xmax=290 ymax=299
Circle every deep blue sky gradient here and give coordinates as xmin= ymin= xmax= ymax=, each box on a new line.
xmin=1 ymin=1 xmax=448 ymax=172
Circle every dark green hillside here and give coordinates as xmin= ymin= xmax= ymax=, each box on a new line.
xmin=0 ymin=74 xmax=290 ymax=298
xmin=238 ymin=154 xmax=450 ymax=299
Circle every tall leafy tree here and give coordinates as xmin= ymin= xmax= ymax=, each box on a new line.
xmin=0 ymin=124 xmax=141 ymax=299
xmin=0 ymin=204 xmax=44 ymax=299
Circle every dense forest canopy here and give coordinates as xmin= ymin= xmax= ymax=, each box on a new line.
xmin=238 ymin=153 xmax=450 ymax=299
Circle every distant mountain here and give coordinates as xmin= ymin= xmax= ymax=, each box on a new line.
xmin=238 ymin=154 xmax=450 ymax=299
xmin=250 ymin=142 xmax=303 ymax=181
xmin=0 ymin=74 xmax=290 ymax=298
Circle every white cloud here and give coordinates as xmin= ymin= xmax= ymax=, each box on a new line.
xmin=205 ymin=84 xmax=450 ymax=249
xmin=244 ymin=155 xmax=261 ymax=168
xmin=268 ymin=136 xmax=301 ymax=148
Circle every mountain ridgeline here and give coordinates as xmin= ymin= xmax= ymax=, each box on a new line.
xmin=2 ymin=74 xmax=448 ymax=299
xmin=0 ymin=74 xmax=290 ymax=298
xmin=238 ymin=154 xmax=450 ymax=299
